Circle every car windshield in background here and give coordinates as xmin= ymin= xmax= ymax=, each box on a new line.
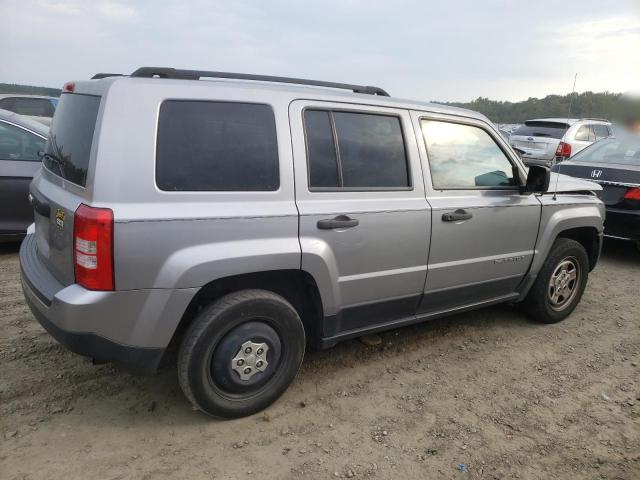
xmin=512 ymin=121 xmax=568 ymax=139
xmin=570 ymin=136 xmax=640 ymax=166
xmin=44 ymin=93 xmax=101 ymax=186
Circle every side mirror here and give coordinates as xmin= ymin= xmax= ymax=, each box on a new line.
xmin=523 ymin=165 xmax=550 ymax=194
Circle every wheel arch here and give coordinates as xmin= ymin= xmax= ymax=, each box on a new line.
xmin=556 ymin=226 xmax=601 ymax=271
xmin=517 ymin=203 xmax=603 ymax=300
xmin=167 ymin=270 xmax=325 ymax=353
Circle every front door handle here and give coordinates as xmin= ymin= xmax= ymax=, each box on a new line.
xmin=317 ymin=215 xmax=359 ymax=230
xmin=442 ymin=209 xmax=473 ymax=222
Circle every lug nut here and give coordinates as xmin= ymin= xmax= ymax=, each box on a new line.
xmin=244 ymin=367 xmax=252 ymax=375
xmin=237 ymin=359 xmax=245 ymax=366
xmin=256 ymin=360 xmax=264 ymax=368
xmin=257 ymin=348 xmax=264 ymax=355
xmin=245 ymin=347 xmax=252 ymax=354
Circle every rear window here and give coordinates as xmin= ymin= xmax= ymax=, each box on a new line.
xmin=156 ymin=101 xmax=279 ymax=191
xmin=512 ymin=121 xmax=568 ymax=139
xmin=0 ymin=97 xmax=56 ymax=117
xmin=571 ymin=137 xmax=640 ymax=166
xmin=44 ymin=93 xmax=101 ymax=187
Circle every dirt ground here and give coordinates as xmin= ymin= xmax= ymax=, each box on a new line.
xmin=1 ymin=239 xmax=638 ymax=480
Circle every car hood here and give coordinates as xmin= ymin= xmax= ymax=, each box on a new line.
xmin=546 ymin=172 xmax=602 ymax=193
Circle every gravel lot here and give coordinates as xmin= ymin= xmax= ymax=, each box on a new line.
xmin=1 ymin=239 xmax=638 ymax=480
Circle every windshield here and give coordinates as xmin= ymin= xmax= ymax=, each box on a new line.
xmin=570 ymin=136 xmax=640 ymax=166
xmin=512 ymin=121 xmax=568 ymax=139
xmin=44 ymin=93 xmax=101 ymax=186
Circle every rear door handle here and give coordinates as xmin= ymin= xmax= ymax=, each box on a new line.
xmin=317 ymin=215 xmax=359 ymax=230
xmin=442 ymin=209 xmax=473 ymax=222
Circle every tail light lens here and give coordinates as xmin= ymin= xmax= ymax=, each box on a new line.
xmin=73 ymin=204 xmax=114 ymax=291
xmin=623 ymin=187 xmax=640 ymax=201
xmin=556 ymin=142 xmax=572 ymax=158
xmin=62 ymin=81 xmax=75 ymax=93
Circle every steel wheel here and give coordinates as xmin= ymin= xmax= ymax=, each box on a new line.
xmin=209 ymin=321 xmax=282 ymax=395
xmin=547 ymin=256 xmax=580 ymax=311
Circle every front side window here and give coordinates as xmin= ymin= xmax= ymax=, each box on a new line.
xmin=304 ymin=109 xmax=409 ymax=189
xmin=0 ymin=122 xmax=45 ymax=161
xmin=156 ymin=101 xmax=279 ymax=191
xmin=421 ymin=120 xmax=517 ymax=189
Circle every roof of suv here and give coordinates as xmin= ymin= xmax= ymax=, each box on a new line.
xmin=526 ymin=118 xmax=611 ymax=125
xmin=0 ymin=94 xmax=57 ymax=100
xmin=78 ymin=67 xmax=487 ymax=123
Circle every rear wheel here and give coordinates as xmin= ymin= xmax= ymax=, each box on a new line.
xmin=178 ymin=290 xmax=305 ymax=418
xmin=522 ymin=238 xmax=589 ymax=324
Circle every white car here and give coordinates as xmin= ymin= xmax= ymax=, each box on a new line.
xmin=0 ymin=94 xmax=58 ymax=126
xmin=510 ymin=118 xmax=612 ymax=167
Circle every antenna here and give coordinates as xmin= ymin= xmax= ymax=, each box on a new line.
xmin=553 ymin=73 xmax=578 ymax=200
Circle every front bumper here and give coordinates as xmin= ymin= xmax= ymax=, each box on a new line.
xmin=604 ymin=208 xmax=640 ymax=241
xmin=19 ymin=234 xmax=195 ymax=374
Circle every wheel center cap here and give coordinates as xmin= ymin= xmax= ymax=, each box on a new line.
xmin=231 ymin=340 xmax=269 ymax=381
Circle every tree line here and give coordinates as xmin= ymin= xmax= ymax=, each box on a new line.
xmin=436 ymin=91 xmax=622 ymax=124
xmin=0 ymin=83 xmax=61 ymax=97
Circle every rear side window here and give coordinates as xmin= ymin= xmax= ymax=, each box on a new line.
xmin=592 ymin=124 xmax=610 ymax=140
xmin=575 ymin=125 xmax=595 ymax=142
xmin=304 ymin=109 xmax=409 ymax=189
xmin=156 ymin=101 xmax=279 ymax=191
xmin=512 ymin=121 xmax=568 ymax=139
xmin=0 ymin=97 xmax=55 ymax=117
xmin=45 ymin=93 xmax=101 ymax=187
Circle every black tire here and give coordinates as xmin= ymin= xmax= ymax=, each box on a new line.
xmin=178 ymin=289 xmax=305 ymax=419
xmin=522 ymin=238 xmax=589 ymax=324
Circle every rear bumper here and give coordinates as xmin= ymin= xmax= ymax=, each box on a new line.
xmin=23 ymin=291 xmax=164 ymax=374
xmin=604 ymin=208 xmax=640 ymax=241
xmin=19 ymin=234 xmax=196 ymax=374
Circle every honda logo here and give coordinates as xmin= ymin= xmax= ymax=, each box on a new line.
xmin=590 ymin=169 xmax=603 ymax=179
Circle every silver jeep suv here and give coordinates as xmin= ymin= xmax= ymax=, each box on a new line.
xmin=20 ymin=67 xmax=605 ymax=418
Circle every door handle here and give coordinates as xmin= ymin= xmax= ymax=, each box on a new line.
xmin=442 ymin=209 xmax=472 ymax=222
xmin=317 ymin=215 xmax=359 ymax=230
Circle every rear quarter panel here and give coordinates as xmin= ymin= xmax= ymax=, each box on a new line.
xmin=96 ymin=79 xmax=302 ymax=292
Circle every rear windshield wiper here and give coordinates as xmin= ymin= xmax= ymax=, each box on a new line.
xmin=38 ymin=151 xmax=66 ymax=177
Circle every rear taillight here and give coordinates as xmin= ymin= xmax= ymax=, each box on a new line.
xmin=63 ymin=81 xmax=75 ymax=93
xmin=556 ymin=142 xmax=572 ymax=158
xmin=623 ymin=187 xmax=640 ymax=201
xmin=73 ymin=204 xmax=114 ymax=291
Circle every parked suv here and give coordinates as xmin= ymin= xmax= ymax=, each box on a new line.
xmin=20 ymin=68 xmax=605 ymax=418
xmin=510 ymin=118 xmax=612 ymax=167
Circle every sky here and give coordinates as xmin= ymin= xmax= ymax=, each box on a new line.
xmin=0 ymin=0 xmax=638 ymax=102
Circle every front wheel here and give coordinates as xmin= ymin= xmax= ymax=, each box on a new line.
xmin=177 ymin=290 xmax=305 ymax=419
xmin=522 ymin=238 xmax=589 ymax=324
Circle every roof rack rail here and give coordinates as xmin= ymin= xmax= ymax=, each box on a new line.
xmin=128 ymin=67 xmax=390 ymax=96
xmin=91 ymin=73 xmax=124 ymax=79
